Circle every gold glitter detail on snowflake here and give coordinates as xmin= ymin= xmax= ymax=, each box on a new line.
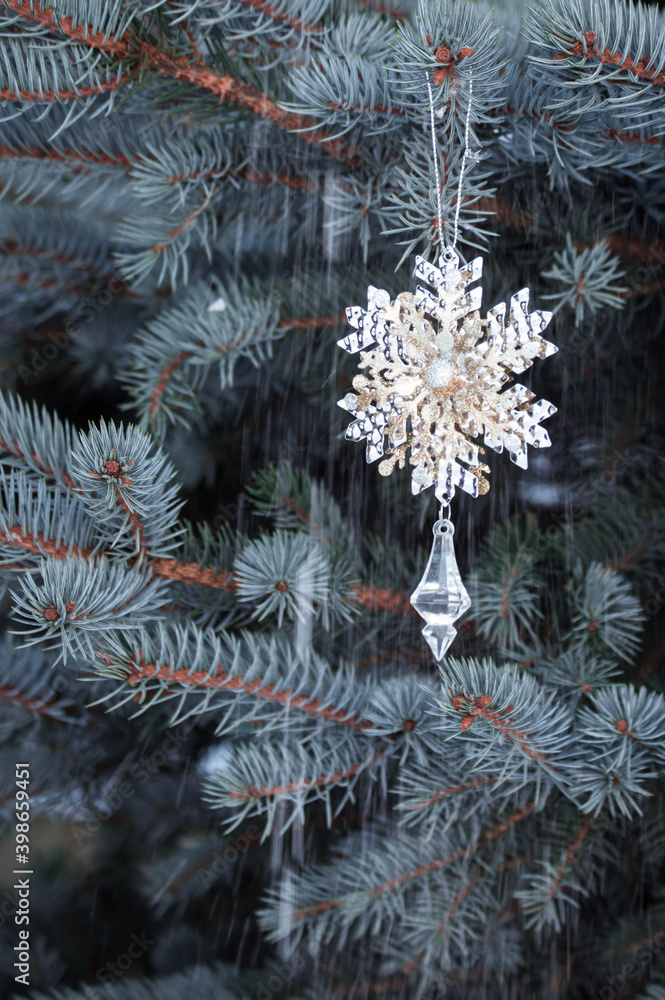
xmin=337 ymin=249 xmax=558 ymax=502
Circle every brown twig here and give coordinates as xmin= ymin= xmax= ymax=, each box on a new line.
xmin=3 ymin=0 xmax=360 ymax=168
xmin=229 ymin=749 xmax=386 ymax=799
xmin=0 ymin=684 xmax=60 ymax=717
xmin=124 ymin=655 xmax=374 ymax=731
xmin=402 ymin=775 xmax=497 ymax=812
xmin=293 ymin=803 xmax=535 ymax=918
xmin=2 ymin=237 xmax=119 ymax=285
xmin=449 ymin=692 xmax=552 ymax=764
xmin=238 ymin=0 xmax=321 ymax=33
xmin=2 ymin=526 xmax=96 ymax=561
xmin=0 ymin=78 xmax=128 ymax=102
xmin=554 ymin=30 xmax=665 ymax=88
xmin=534 ymin=817 xmax=594 ymax=923
xmin=0 ymin=142 xmax=131 ymax=168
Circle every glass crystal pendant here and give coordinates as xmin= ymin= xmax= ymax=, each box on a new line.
xmin=410 ymin=518 xmax=471 ymax=660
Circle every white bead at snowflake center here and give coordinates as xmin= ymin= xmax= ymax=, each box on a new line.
xmin=426 ymin=357 xmax=453 ymax=388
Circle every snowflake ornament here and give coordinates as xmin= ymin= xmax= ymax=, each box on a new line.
xmin=337 ymin=248 xmax=558 ymax=503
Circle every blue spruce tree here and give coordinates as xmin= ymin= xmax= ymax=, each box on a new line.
xmin=0 ymin=0 xmax=664 ymax=995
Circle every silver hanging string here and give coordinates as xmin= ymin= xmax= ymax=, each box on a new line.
xmin=452 ymin=74 xmax=473 ymax=252
xmin=425 ymin=69 xmax=474 ymax=256
xmin=425 ymin=73 xmax=444 ymax=251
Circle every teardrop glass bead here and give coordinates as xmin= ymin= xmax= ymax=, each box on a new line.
xmin=410 ymin=519 xmax=471 ymax=660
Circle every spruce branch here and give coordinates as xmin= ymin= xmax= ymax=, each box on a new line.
xmin=2 ymin=235 xmax=116 ymax=286
xmin=177 ymin=0 xmax=328 ymax=59
xmin=9 ymin=556 xmax=169 ymax=663
xmin=0 ymin=635 xmax=79 ymax=724
xmin=391 ymin=0 xmax=504 ymax=130
xmin=203 ymin=737 xmax=387 ymax=835
xmin=233 ymin=529 xmax=357 ymax=629
xmin=578 ymin=686 xmax=665 ymax=765
xmin=92 ymin=624 xmax=375 ymax=733
xmin=113 ymin=186 xmax=220 ymax=287
xmin=0 ymin=139 xmax=131 ymax=170
xmin=395 ymin=764 xmax=498 ymax=829
xmin=498 ymin=69 xmax=665 ymax=179
xmin=259 ymin=803 xmax=536 ymax=945
xmin=279 ymin=11 xmax=404 ymax=138
xmin=0 ymin=0 xmax=663 ymax=990
xmin=569 ymin=747 xmax=658 ymax=818
xmin=0 ymin=468 xmax=101 ymax=571
xmin=0 ymin=256 xmax=105 ymax=300
xmin=364 ymin=675 xmax=444 ymax=764
xmin=398 ymin=873 xmax=497 ymax=977
xmin=69 ymin=418 xmax=184 ymax=559
xmin=0 ymin=202 xmax=113 ymax=283
xmin=528 ymin=0 xmax=665 ymax=91
xmin=3 ymin=0 xmax=362 ymax=166
xmin=568 ymin=562 xmax=644 ymax=662
xmin=224 ymin=0 xmax=325 ymax=34
xmin=385 ymin=134 xmax=496 ymax=263
xmin=535 ymin=653 xmax=621 ymax=709
xmin=1 ymin=0 xmax=136 ymax=54
xmin=515 ymin=815 xmax=595 ymax=931
xmin=434 ymin=658 xmax=573 ymax=775
xmin=542 ymin=235 xmax=628 ymax=322
xmin=469 ymin=520 xmax=545 ymax=656
xmin=0 ymin=679 xmax=61 ymax=718
xmin=248 ymin=461 xmax=351 ymax=548
xmin=120 ymin=276 xmax=285 ymax=429
xmin=605 ymin=233 xmax=665 ymax=264
xmin=0 ymin=71 xmax=129 ymax=102
xmin=149 ymin=552 xmax=416 ymax=616
xmin=0 ymin=391 xmax=77 ymax=491
xmin=0 ymin=396 xmax=424 ymax=619
xmin=149 ymin=557 xmax=235 ymax=590
xmin=0 ymin=27 xmax=130 ymax=110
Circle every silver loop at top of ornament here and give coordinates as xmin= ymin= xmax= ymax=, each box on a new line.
xmin=433 ymin=518 xmax=454 ymax=536
xmin=438 ymin=497 xmax=452 ymax=522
